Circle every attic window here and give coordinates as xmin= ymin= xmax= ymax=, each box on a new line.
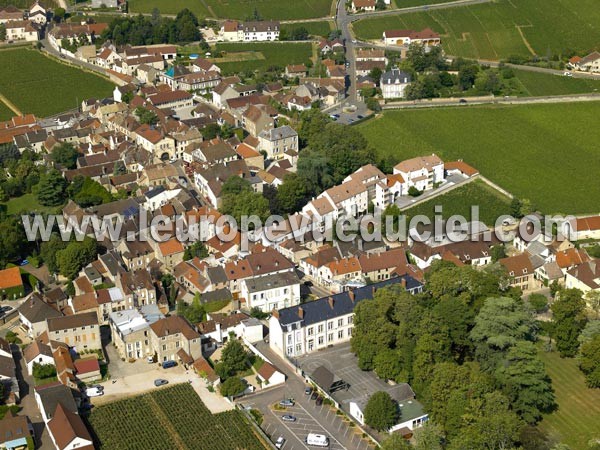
xmin=509 ymin=271 xmax=515 ymax=276
xmin=523 ymin=268 xmax=528 ymax=274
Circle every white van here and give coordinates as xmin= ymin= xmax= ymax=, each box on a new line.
xmin=85 ymin=387 xmax=104 ymax=397
xmin=305 ymin=433 xmax=329 ymax=447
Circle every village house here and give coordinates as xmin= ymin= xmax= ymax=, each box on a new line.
xmin=47 ymin=403 xmax=94 ymax=450
xmin=29 ymin=1 xmax=46 ymax=25
xmin=569 ymin=51 xmax=600 ymax=73
xmin=0 ymin=266 xmax=25 ymax=300
xmin=0 ymin=413 xmax=35 ymax=449
xmin=48 ymin=23 xmax=107 ymax=51
xmin=220 ymin=20 xmax=280 ymax=42
xmin=285 ymin=64 xmax=308 ymax=79
xmin=500 ymin=253 xmax=535 ymax=292
xmin=0 ymin=5 xmax=23 ymax=24
xmin=565 ymin=260 xmax=600 ymax=294
xmin=18 ymin=293 xmax=63 ymax=338
xmin=149 ymin=315 xmax=202 ymax=363
xmin=258 ymin=125 xmax=299 ymax=160
xmin=240 ymin=271 xmax=301 ymax=312
xmin=242 ymin=105 xmax=275 ymax=137
xmin=562 ymin=215 xmax=600 ymax=241
xmin=351 ymin=0 xmax=376 ymax=13
xmin=46 ymin=312 xmax=101 ymax=353
xmin=110 ymin=306 xmax=164 ymax=361
xmin=4 ymin=20 xmax=38 ymax=41
xmin=380 ymin=68 xmax=412 ymax=99
xmin=393 ymin=154 xmax=444 ymax=192
xmin=198 ymin=312 xmax=263 ymax=349
xmin=270 ymin=276 xmax=423 ymax=357
xmin=382 ymin=28 xmax=441 ymax=47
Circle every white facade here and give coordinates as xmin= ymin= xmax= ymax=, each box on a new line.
xmin=240 ymin=273 xmax=301 ymax=312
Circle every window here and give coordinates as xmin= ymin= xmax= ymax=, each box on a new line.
xmin=307 ymin=327 xmax=314 ymax=336
xmin=348 ymin=327 xmax=352 ymax=337
xmin=327 ymin=322 xmax=333 ymax=330
xmin=317 ymin=324 xmax=323 ymax=333
xmin=347 ymin=316 xmax=353 ymax=324
xmin=318 ymin=336 xmax=324 ymax=345
xmin=328 ymin=333 xmax=333 ymax=342
xmin=162 ymin=345 xmax=167 ymax=351
xmin=338 ymin=330 xmax=343 ymax=339
xmin=176 ymin=341 xmax=180 ymax=348
xmin=338 ymin=319 xmax=343 ymax=327
xmin=287 ymin=335 xmax=292 ymax=345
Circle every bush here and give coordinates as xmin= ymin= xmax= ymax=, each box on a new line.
xmin=249 ymin=408 xmax=263 ymax=425
xmin=528 ymin=293 xmax=549 ymax=313
xmin=32 ymin=363 xmax=57 ymax=379
xmin=219 ymin=377 xmax=247 ymax=398
xmin=408 ymin=186 xmax=422 ymax=197
xmin=5 ymin=331 xmax=21 ymax=345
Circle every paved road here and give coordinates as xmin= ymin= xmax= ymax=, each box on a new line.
xmin=39 ymin=38 xmax=113 ymax=79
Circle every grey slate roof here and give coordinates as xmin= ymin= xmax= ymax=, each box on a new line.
xmin=35 ymin=383 xmax=79 ymax=420
xmin=244 ymin=271 xmax=300 ymax=294
xmin=381 ymin=68 xmax=412 ymax=85
xmin=18 ymin=293 xmax=63 ymax=324
xmin=259 ymin=125 xmax=297 ymax=141
xmin=276 ymin=275 xmax=422 ymax=327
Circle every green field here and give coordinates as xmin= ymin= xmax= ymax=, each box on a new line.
xmin=0 ymin=49 xmax=114 ymax=118
xmin=0 ymin=101 xmax=13 ymax=121
xmin=129 ymin=0 xmax=333 ymax=20
xmin=281 ymin=20 xmax=333 ymax=38
xmin=0 ymin=0 xmax=57 ymax=7
xmin=359 ymin=102 xmax=600 ymax=214
xmin=88 ymin=384 xmax=266 ymax=450
xmin=213 ymin=42 xmax=313 ymax=74
xmin=403 ymin=180 xmax=512 ymax=226
xmin=353 ymin=0 xmax=600 ymax=60
xmin=538 ymin=345 xmax=600 ymax=450
xmin=512 ymin=69 xmax=600 ymax=97
xmin=390 ymin=0 xmax=461 ymax=8
xmin=1 ymin=193 xmax=59 ymax=215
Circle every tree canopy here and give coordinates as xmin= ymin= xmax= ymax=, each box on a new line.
xmin=363 ymin=391 xmax=398 ymax=431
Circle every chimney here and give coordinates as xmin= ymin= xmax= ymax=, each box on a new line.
xmin=348 ymin=290 xmax=355 ymax=303
xmin=328 ymin=296 xmax=334 ymax=310
xmin=298 ymin=307 xmax=304 ymax=319
xmin=401 ymin=278 xmax=407 ymax=289
xmin=372 ymin=287 xmax=377 ymax=296
xmin=272 ymin=309 xmax=279 ymax=319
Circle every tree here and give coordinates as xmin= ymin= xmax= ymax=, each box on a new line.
xmin=551 ymin=288 xmax=587 ymax=357
xmin=135 ymin=107 xmax=159 ymax=125
xmin=183 ymin=241 xmax=208 ymax=261
xmin=220 ymin=337 xmax=248 ymax=377
xmin=458 ymin=64 xmax=479 ymax=90
xmin=496 ymin=341 xmax=555 ymax=423
xmin=276 ymin=173 xmax=310 ymax=214
xmin=380 ymin=434 xmax=411 ymax=450
xmin=449 ymin=391 xmax=520 ymax=450
xmin=68 ymin=176 xmax=113 ymax=207
xmin=369 ymin=66 xmax=383 ymax=82
xmin=219 ymin=376 xmax=246 ymax=397
xmin=363 ymin=391 xmax=398 ymax=431
xmin=470 ymin=296 xmax=536 ymax=371
xmin=490 ymin=244 xmax=507 ymax=262
xmin=37 ymin=169 xmax=67 ymax=206
xmin=528 ymin=293 xmax=548 ymax=313
xmin=373 ymin=348 xmax=406 ymax=382
xmin=579 ymin=320 xmax=600 ymax=345
xmin=55 ymin=237 xmax=98 ymax=280
xmin=32 ymin=363 xmax=57 ymax=379
xmin=289 ymin=27 xmax=309 ymax=41
xmin=579 ymin=334 xmax=600 ymax=388
xmin=177 ymin=294 xmax=205 ymax=324
xmin=53 ymin=7 xmax=65 ymax=22
xmin=0 ymin=24 xmax=5 ymax=41
xmin=408 ymin=186 xmax=421 ymax=197
xmin=40 ymin=234 xmax=68 ymax=274
xmin=413 ymin=422 xmax=444 ymax=450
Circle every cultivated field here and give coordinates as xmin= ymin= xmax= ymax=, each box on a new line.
xmin=0 ymin=101 xmax=13 ymax=121
xmin=0 ymin=49 xmax=114 ymax=118
xmin=538 ymin=345 xmax=600 ymax=450
xmin=88 ymin=384 xmax=267 ymax=450
xmin=512 ymin=70 xmax=600 ymax=97
xmin=353 ymin=0 xmax=600 ymax=60
xmin=390 ymin=0 xmax=459 ymax=8
xmin=213 ymin=42 xmax=313 ymax=74
xmin=359 ymin=102 xmax=600 ymax=214
xmin=281 ymin=20 xmax=333 ymax=38
xmin=0 ymin=0 xmax=57 ymax=7
xmin=129 ymin=0 xmax=333 ymax=20
xmin=403 ymin=180 xmax=512 ymax=226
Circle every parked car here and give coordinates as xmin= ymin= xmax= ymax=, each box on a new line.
xmin=161 ymin=360 xmax=177 ymax=369
xmin=275 ymin=436 xmax=286 ymax=449
xmin=563 ymin=71 xmax=573 ymax=77
xmin=18 ymin=260 xmax=29 ymax=266
xmin=279 ymin=399 xmax=295 ymax=407
xmin=147 ymin=356 xmax=155 ymax=364
xmin=459 ymin=98 xmax=468 ymax=104
xmin=316 ymin=396 xmax=323 ymax=406
xmin=310 ymin=391 xmax=318 ymax=400
xmin=357 ymin=114 xmax=364 ymax=119
xmin=154 ymin=379 xmax=169 ymax=386
xmin=85 ymin=387 xmax=103 ymax=397
xmin=87 ymin=384 xmax=104 ymax=392
xmin=282 ymin=415 xmax=296 ymax=422
xmin=305 ymin=387 xmax=313 ymax=395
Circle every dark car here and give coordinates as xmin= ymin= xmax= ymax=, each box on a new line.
xmin=154 ymin=379 xmax=169 ymax=386
xmin=310 ymin=391 xmax=318 ymax=400
xmin=357 ymin=115 xmax=364 ymax=119
xmin=316 ymin=396 xmax=323 ymax=406
xmin=161 ymin=360 xmax=177 ymax=369
xmin=305 ymin=387 xmax=313 ymax=395
xmin=459 ymin=98 xmax=468 ymax=104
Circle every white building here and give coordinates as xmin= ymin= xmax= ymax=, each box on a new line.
xmin=380 ymin=68 xmax=412 ymax=99
xmin=4 ymin=20 xmax=38 ymax=41
xmin=269 ymin=276 xmax=423 ymax=357
xmin=240 ymin=271 xmax=301 ymax=312
xmin=393 ymin=154 xmax=444 ymax=192
xmin=220 ymin=20 xmax=280 ymax=42
xmin=349 ymin=384 xmax=428 ymax=433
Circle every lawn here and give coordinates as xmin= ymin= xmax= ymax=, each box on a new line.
xmin=129 ymin=0 xmax=333 ymax=20
xmin=88 ymin=383 xmax=267 ymax=450
xmin=0 ymin=48 xmax=114 ymax=118
xmin=281 ymin=20 xmax=333 ymax=38
xmin=403 ymin=180 xmax=512 ymax=226
xmin=0 ymin=101 xmax=13 ymax=121
xmin=1 ymin=193 xmax=60 ymax=215
xmin=359 ymin=102 xmax=600 ymax=214
xmin=512 ymin=69 xmax=600 ymax=97
xmin=538 ymin=345 xmax=600 ymax=450
xmin=352 ymin=0 xmax=600 ymax=60
xmin=213 ymin=42 xmax=313 ymax=74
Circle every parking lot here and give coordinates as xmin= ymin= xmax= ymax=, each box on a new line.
xmin=244 ymin=384 xmax=373 ymax=450
xmin=297 ymin=343 xmax=398 ymax=412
